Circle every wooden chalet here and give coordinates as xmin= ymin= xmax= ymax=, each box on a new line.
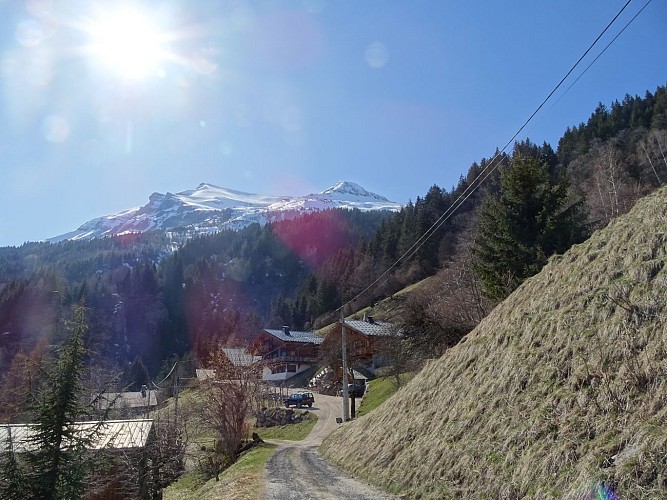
xmin=326 ymin=316 xmax=399 ymax=372
xmin=249 ymin=326 xmax=323 ymax=382
xmin=195 ymin=368 xmax=215 ymax=382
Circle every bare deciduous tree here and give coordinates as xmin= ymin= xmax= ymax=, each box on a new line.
xmin=398 ymin=237 xmax=491 ymax=363
xmin=586 ymin=142 xmax=641 ymax=227
xmin=376 ymin=326 xmax=413 ymax=390
xmin=0 ymin=338 xmax=49 ymax=422
xmin=638 ymin=129 xmax=667 ymax=185
xmin=199 ymin=346 xmax=261 ymax=467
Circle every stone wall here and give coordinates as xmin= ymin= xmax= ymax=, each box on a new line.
xmin=255 ymin=408 xmax=310 ymax=427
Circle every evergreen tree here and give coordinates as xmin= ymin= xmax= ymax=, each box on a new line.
xmin=473 ymin=155 xmax=588 ymax=301
xmin=123 ymin=356 xmax=150 ymax=392
xmin=24 ymin=302 xmax=98 ymax=500
xmin=0 ymin=444 xmax=30 ymax=500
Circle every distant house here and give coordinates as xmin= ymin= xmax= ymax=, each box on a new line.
xmin=195 ymin=348 xmax=263 ymax=382
xmin=0 ymin=419 xmax=154 ymax=453
xmin=325 ymin=316 xmax=400 ymax=372
xmin=0 ymin=419 xmax=156 ymax=499
xmin=96 ymin=388 xmax=159 ymax=417
xmin=249 ymin=326 xmax=323 ymax=382
xmin=221 ymin=347 xmax=262 ymax=367
xmin=195 ymin=368 xmax=215 ymax=382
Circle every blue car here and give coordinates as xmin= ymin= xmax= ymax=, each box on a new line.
xmin=284 ymin=392 xmax=314 ymax=408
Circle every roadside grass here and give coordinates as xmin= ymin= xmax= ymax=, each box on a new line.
xmin=163 ymin=400 xmax=317 ymax=500
xmin=356 ymin=373 xmax=414 ymax=417
xmin=250 ymin=412 xmax=318 ymax=441
xmin=164 ymin=443 xmax=276 ymax=500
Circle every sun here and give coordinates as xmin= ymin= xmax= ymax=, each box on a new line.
xmin=85 ymin=7 xmax=169 ymax=80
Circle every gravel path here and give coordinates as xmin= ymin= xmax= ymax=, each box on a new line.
xmin=264 ymin=393 xmax=395 ymax=500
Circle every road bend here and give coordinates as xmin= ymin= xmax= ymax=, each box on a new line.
xmin=264 ymin=392 xmax=396 ymax=500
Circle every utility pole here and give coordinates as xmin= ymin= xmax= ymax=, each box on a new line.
xmin=173 ymin=361 xmax=179 ymax=424
xmin=340 ymin=312 xmax=350 ymax=421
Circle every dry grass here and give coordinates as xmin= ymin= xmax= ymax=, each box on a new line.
xmin=164 ymin=443 xmax=275 ymax=500
xmin=321 ymin=186 xmax=667 ymax=499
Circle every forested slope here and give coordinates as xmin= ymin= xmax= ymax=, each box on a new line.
xmin=0 ymin=85 xmax=665 ymax=391
xmin=321 ymin=185 xmax=667 ymax=498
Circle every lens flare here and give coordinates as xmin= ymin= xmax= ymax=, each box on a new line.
xmin=16 ymin=19 xmax=45 ymax=48
xmin=42 ymin=114 xmax=70 ymax=143
xmin=365 ymin=41 xmax=388 ymax=69
xmin=593 ymin=481 xmax=618 ymax=500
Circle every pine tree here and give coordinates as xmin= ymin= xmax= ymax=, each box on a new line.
xmin=473 ymin=154 xmax=588 ymax=301
xmin=0 ymin=443 xmax=30 ymax=500
xmin=24 ymin=302 xmax=98 ymax=500
xmin=123 ymin=356 xmax=150 ymax=392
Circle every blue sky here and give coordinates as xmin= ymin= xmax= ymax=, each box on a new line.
xmin=0 ymin=0 xmax=665 ymax=247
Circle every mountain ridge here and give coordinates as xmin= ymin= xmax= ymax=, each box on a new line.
xmin=48 ymin=181 xmax=401 ymax=243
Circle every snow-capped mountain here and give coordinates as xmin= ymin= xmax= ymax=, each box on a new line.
xmin=49 ymin=181 xmax=402 ymax=242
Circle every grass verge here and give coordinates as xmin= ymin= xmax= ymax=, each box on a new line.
xmin=251 ymin=411 xmax=318 ymax=441
xmin=356 ymin=373 xmax=414 ymax=417
xmin=164 ymin=443 xmax=276 ymax=500
xmin=164 ymin=411 xmax=317 ymax=499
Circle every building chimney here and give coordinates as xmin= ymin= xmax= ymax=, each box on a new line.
xmin=367 ymin=316 xmax=374 ymax=324
xmin=282 ymin=326 xmax=291 ymax=336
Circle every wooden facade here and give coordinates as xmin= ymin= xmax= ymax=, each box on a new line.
xmin=326 ymin=316 xmax=398 ymax=368
xmin=249 ymin=326 xmax=323 ymax=382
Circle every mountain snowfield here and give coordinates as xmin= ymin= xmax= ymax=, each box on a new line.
xmin=49 ymin=181 xmax=402 ymax=242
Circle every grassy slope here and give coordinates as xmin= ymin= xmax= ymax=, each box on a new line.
xmin=165 ymin=444 xmax=276 ymax=500
xmin=321 ymin=186 xmax=667 ymax=499
xmin=163 ymin=396 xmax=317 ymax=500
xmin=356 ymin=374 xmax=414 ymax=418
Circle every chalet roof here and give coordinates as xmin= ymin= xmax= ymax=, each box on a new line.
xmin=196 ymin=368 xmax=215 ymax=381
xmin=0 ymin=419 xmax=153 ymax=453
xmin=195 ymin=349 xmax=262 ymax=381
xmin=222 ymin=348 xmax=262 ymax=366
xmin=97 ymin=390 xmax=158 ymax=410
xmin=344 ymin=319 xmax=398 ymax=337
xmin=263 ymin=328 xmax=324 ymax=345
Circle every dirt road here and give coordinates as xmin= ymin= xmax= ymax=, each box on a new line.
xmin=264 ymin=393 xmax=395 ymax=500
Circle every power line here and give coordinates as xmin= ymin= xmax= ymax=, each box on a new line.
xmin=564 ymin=0 xmax=653 ymax=97
xmin=526 ymin=0 xmax=654 ymax=137
xmin=333 ymin=0 xmax=643 ymax=317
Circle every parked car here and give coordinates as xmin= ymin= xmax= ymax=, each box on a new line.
xmin=284 ymin=392 xmax=315 ymax=408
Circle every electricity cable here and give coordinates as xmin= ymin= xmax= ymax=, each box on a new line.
xmin=331 ymin=0 xmax=642 ymax=318
xmin=152 ymin=360 xmax=178 ymax=389
xmin=403 ymin=0 xmax=650 ymax=266
xmin=525 ymin=0 xmax=654 ymax=138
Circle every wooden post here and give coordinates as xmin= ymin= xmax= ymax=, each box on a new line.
xmin=341 ymin=312 xmax=350 ymax=421
xmin=173 ymin=363 xmax=179 ymax=424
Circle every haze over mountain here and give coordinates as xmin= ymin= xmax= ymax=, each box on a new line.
xmin=48 ymin=181 xmax=401 ymax=243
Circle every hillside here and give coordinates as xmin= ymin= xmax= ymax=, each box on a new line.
xmin=321 ymin=186 xmax=667 ymax=498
